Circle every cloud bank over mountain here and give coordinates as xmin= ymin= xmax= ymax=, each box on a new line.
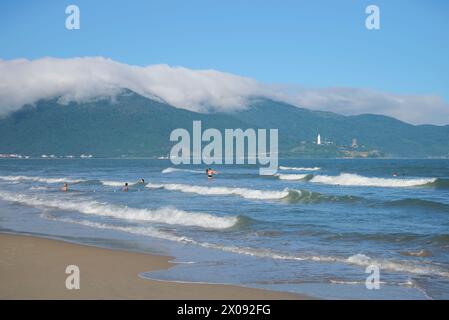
xmin=0 ymin=57 xmax=448 ymax=125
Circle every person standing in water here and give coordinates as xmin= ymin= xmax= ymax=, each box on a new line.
xmin=206 ymin=168 xmax=217 ymax=179
xmin=61 ymin=183 xmax=68 ymax=192
xmin=123 ymin=182 xmax=129 ymax=192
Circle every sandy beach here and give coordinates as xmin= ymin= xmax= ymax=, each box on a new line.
xmin=0 ymin=233 xmax=308 ymax=299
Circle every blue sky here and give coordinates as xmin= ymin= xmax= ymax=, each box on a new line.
xmin=0 ymin=0 xmax=448 ymax=103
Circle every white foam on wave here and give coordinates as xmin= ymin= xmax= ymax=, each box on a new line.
xmin=100 ymin=180 xmax=137 ymax=187
xmin=162 ymin=167 xmax=203 ymax=174
xmin=0 ymin=191 xmax=237 ymax=229
xmin=329 ymin=279 xmax=389 ymax=285
xmin=345 ymin=253 xmax=449 ymax=278
xmin=146 ymin=182 xmax=290 ymax=200
xmin=279 ymin=166 xmax=321 ymax=171
xmin=37 ymin=207 xmax=449 ymax=278
xmin=200 ymin=245 xmax=449 ymax=278
xmin=101 ymin=180 xmax=125 ymax=187
xmin=29 ymin=186 xmax=49 ymax=191
xmin=41 ymin=213 xmax=186 ymax=242
xmin=173 ymin=240 xmax=449 ymax=278
xmin=310 ymin=173 xmax=436 ymax=187
xmin=0 ymin=175 xmax=84 ymax=184
xmin=275 ymin=173 xmax=310 ymax=181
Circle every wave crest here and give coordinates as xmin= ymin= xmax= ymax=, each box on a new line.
xmin=279 ymin=166 xmax=320 ymax=171
xmin=275 ymin=173 xmax=313 ymax=181
xmin=192 ymin=244 xmax=449 ymax=278
xmin=0 ymin=191 xmax=237 ymax=229
xmin=283 ymin=189 xmax=360 ymax=203
xmin=310 ymin=173 xmax=436 ymax=187
xmin=100 ymin=180 xmax=136 ymax=187
xmin=42 ymin=213 xmax=186 ymax=242
xmin=162 ymin=167 xmax=203 ymax=174
xmin=428 ymin=178 xmax=449 ymax=189
xmin=37 ymin=206 xmax=449 ymax=278
xmin=146 ymin=183 xmax=290 ymax=200
xmin=0 ymin=175 xmax=84 ymax=184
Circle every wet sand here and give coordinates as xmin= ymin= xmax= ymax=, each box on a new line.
xmin=0 ymin=233 xmax=310 ymax=299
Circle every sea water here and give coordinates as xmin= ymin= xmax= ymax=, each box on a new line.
xmin=0 ymin=158 xmax=448 ymax=299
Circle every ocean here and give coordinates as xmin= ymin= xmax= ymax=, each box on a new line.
xmin=0 ymin=158 xmax=448 ymax=299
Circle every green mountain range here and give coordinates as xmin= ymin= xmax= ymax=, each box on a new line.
xmin=1 ymin=91 xmax=448 ymax=158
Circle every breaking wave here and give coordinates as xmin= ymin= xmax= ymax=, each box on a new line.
xmin=162 ymin=167 xmax=204 ymax=174
xmin=101 ymin=180 xmax=127 ymax=187
xmin=100 ymin=180 xmax=138 ymax=187
xmin=310 ymin=173 xmax=436 ymax=188
xmin=41 ymin=213 xmax=187 ymax=242
xmin=275 ymin=173 xmax=313 ymax=181
xmin=146 ymin=182 xmax=358 ymax=203
xmin=186 ymin=243 xmax=449 ymax=278
xmin=0 ymin=191 xmax=238 ymax=229
xmin=279 ymin=166 xmax=321 ymax=171
xmin=400 ymin=250 xmax=432 ymax=258
xmin=0 ymin=175 xmax=85 ymax=184
xmin=427 ymin=178 xmax=449 ymax=189
xmin=344 ymin=253 xmax=449 ymax=277
xmin=282 ymin=189 xmax=360 ymax=203
xmin=146 ymin=183 xmax=290 ymax=200
xmin=37 ymin=207 xmax=449 ymax=278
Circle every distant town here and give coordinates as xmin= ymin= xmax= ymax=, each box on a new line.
xmin=0 ymin=154 xmax=93 ymax=159
xmin=287 ymin=134 xmax=383 ymax=158
xmin=0 ymin=134 xmax=384 ymax=159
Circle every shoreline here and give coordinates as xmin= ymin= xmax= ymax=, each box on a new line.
xmin=0 ymin=233 xmax=311 ymax=299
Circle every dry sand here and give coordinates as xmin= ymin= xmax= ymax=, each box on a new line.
xmin=0 ymin=233 xmax=309 ymax=299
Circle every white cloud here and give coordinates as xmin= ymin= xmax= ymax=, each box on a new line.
xmin=268 ymin=86 xmax=449 ymax=125
xmin=0 ymin=57 xmax=448 ymax=125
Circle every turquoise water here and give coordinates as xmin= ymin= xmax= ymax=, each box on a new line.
xmin=0 ymin=158 xmax=448 ymax=299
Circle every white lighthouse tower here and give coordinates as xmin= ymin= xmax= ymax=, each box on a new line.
xmin=317 ymin=134 xmax=321 ymax=145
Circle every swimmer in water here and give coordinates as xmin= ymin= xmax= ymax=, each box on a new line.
xmin=140 ymin=178 xmax=145 ymax=184
xmin=123 ymin=182 xmax=129 ymax=192
xmin=61 ymin=183 xmax=68 ymax=192
xmin=206 ymin=168 xmax=217 ymax=179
